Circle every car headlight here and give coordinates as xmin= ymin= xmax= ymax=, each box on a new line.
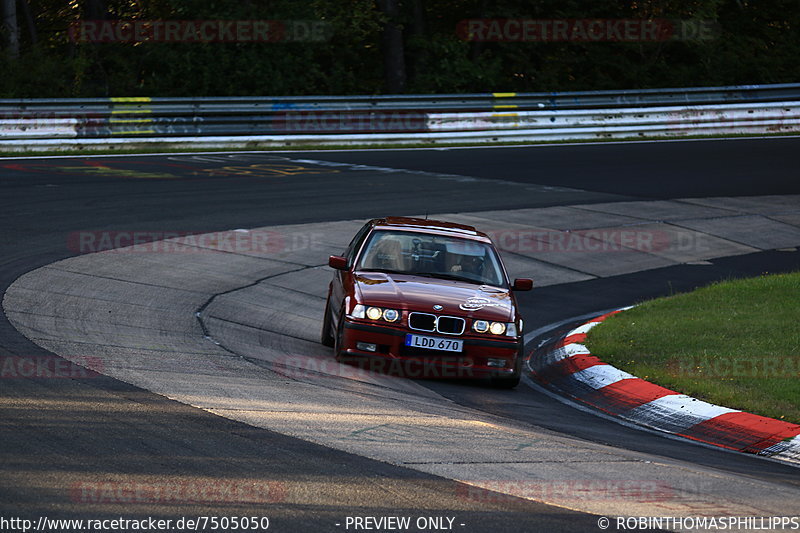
xmin=473 ymin=320 xmax=489 ymax=333
xmin=474 ymin=320 xmax=517 ymax=336
xmin=359 ymin=305 xmax=401 ymax=323
xmin=489 ymin=322 xmax=506 ymax=335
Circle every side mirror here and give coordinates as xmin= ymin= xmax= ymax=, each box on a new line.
xmin=328 ymin=255 xmax=348 ymax=270
xmin=512 ymin=278 xmax=533 ymax=291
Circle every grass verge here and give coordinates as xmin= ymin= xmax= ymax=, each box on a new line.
xmin=585 ymin=272 xmax=800 ymax=424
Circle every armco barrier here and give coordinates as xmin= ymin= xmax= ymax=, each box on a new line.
xmin=1 ymin=83 xmax=799 ymax=151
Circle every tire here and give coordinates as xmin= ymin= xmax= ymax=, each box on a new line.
xmin=320 ymin=296 xmax=334 ymax=347
xmin=490 ymin=373 xmax=520 ymax=389
xmin=333 ymin=311 xmax=346 ymax=362
xmin=490 ymin=347 xmax=523 ymax=389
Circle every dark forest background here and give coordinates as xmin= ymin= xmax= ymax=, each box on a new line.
xmin=1 ymin=0 xmax=799 ymax=97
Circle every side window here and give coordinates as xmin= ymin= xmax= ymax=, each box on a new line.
xmin=345 ymin=223 xmax=371 ymax=267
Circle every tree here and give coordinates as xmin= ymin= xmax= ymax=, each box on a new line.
xmin=375 ymin=0 xmax=406 ymax=93
xmin=2 ymin=0 xmax=19 ymax=59
xmin=1 ymin=0 xmax=798 ymax=97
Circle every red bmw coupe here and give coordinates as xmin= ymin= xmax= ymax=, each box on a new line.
xmin=321 ymin=217 xmax=533 ymax=388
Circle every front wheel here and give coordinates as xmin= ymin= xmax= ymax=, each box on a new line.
xmin=490 ymin=347 xmax=523 ymax=389
xmin=333 ymin=311 xmax=346 ymax=362
xmin=490 ymin=374 xmax=520 ymax=389
xmin=320 ymin=296 xmax=334 ymax=347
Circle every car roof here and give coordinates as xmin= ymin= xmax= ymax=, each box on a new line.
xmin=370 ymin=217 xmax=492 ymax=242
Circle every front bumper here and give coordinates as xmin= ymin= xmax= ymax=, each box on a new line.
xmin=340 ymin=319 xmax=522 ymax=379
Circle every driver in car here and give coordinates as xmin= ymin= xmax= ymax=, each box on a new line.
xmin=450 ymin=253 xmax=484 ymax=275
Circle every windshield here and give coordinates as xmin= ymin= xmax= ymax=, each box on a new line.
xmin=356 ymin=230 xmax=507 ymax=287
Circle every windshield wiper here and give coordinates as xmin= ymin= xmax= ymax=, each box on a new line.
xmin=412 ymin=272 xmax=483 ymax=284
xmin=359 ymin=268 xmax=403 ymax=274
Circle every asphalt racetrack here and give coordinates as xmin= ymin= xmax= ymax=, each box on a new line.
xmin=1 ymin=138 xmax=799 ymax=532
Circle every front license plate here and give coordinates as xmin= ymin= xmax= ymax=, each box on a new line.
xmin=405 ymin=334 xmax=463 ymax=353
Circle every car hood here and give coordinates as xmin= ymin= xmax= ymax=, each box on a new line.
xmin=354 ymin=272 xmax=514 ymax=321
